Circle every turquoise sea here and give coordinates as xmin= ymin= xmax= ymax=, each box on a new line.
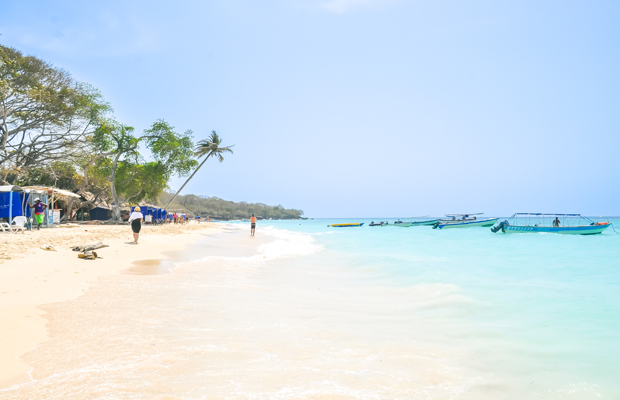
xmin=4 ymin=218 xmax=619 ymax=399
xmin=243 ymin=218 xmax=620 ymax=398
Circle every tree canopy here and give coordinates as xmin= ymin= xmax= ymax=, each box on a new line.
xmin=0 ymin=45 xmax=301 ymax=222
xmin=0 ymin=45 xmax=109 ymax=183
xmin=160 ymin=193 xmax=304 ymax=220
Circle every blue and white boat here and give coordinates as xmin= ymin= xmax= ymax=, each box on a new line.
xmin=491 ymin=213 xmax=611 ymax=235
xmin=433 ymin=214 xmax=499 ymax=229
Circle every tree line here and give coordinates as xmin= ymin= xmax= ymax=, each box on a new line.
xmin=0 ymin=45 xmax=277 ymax=221
xmin=160 ymin=193 xmax=304 ymax=220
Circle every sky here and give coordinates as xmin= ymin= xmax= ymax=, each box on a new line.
xmin=2 ymin=0 xmax=619 ymax=217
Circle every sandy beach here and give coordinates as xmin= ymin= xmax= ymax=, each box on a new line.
xmin=0 ymin=222 xmax=227 ymax=389
xmin=0 ymin=223 xmax=485 ymax=399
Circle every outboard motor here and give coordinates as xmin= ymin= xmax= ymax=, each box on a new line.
xmin=491 ymin=220 xmax=509 ymax=233
xmin=432 ymin=222 xmax=439 ymax=229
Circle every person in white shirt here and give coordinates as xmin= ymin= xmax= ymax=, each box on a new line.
xmin=128 ymin=206 xmax=144 ymax=244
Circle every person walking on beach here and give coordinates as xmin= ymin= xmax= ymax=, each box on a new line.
xmin=128 ymin=206 xmax=144 ymax=244
xmin=28 ymin=199 xmax=47 ymax=230
xmin=250 ymin=214 xmax=256 ymax=236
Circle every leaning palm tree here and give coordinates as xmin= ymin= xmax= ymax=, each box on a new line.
xmin=164 ymin=131 xmax=234 ymax=210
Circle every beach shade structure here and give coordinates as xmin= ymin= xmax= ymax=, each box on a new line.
xmin=89 ymin=207 xmax=111 ymax=221
xmin=22 ymin=186 xmax=80 ymax=228
xmin=0 ymin=186 xmax=32 ymax=225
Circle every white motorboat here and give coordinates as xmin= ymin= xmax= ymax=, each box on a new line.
xmin=433 ymin=213 xmax=499 ymax=229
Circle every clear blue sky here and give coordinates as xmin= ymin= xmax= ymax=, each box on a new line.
xmin=2 ymin=0 xmax=619 ymax=217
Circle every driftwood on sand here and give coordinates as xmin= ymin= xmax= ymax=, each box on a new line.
xmin=72 ymin=241 xmax=110 ymax=252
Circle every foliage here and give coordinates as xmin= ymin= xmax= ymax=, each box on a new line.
xmin=14 ymin=161 xmax=82 ymax=191
xmin=1 ymin=45 xmax=302 ymax=223
xmin=114 ymin=161 xmax=169 ymax=204
xmin=159 ymin=193 xmax=303 ymax=220
xmin=0 ymin=45 xmax=110 ymax=182
xmin=143 ymin=120 xmax=197 ymax=177
xmin=164 ymin=130 xmax=233 ymax=209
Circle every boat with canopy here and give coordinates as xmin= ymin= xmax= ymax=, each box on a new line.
xmin=491 ymin=213 xmax=610 ymax=235
xmin=433 ymin=213 xmax=499 ymax=229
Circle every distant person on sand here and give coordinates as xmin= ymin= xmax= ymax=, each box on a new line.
xmin=250 ymin=214 xmax=256 ymax=236
xmin=128 ymin=206 xmax=144 ymax=244
xmin=28 ymin=199 xmax=47 ymax=230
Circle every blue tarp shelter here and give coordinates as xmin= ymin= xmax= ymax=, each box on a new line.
xmin=0 ymin=187 xmax=31 ymax=221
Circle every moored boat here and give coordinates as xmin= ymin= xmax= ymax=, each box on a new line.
xmin=391 ymin=219 xmax=412 ymax=227
xmin=408 ymin=216 xmax=440 ymax=226
xmin=386 ymin=217 xmax=440 ymax=227
xmin=410 ymin=219 xmax=440 ymax=226
xmin=330 ymin=223 xmax=364 ymax=227
xmin=491 ymin=213 xmax=611 ymax=235
xmin=433 ymin=214 xmax=499 ymax=229
xmin=369 ymin=221 xmax=386 ymax=226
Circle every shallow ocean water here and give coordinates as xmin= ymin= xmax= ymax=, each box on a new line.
xmin=262 ymin=218 xmax=620 ymax=398
xmin=3 ymin=219 xmax=619 ymax=399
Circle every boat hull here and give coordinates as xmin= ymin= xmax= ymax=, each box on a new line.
xmin=502 ymin=224 xmax=610 ymax=235
xmin=410 ymin=219 xmax=440 ymax=226
xmin=437 ymin=218 xmax=499 ymax=229
xmin=331 ymin=223 xmax=364 ymax=227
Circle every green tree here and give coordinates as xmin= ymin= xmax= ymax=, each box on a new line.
xmin=115 ymin=161 xmax=168 ymax=204
xmin=0 ymin=45 xmax=110 ymax=182
xmin=92 ymin=119 xmax=197 ymax=220
xmin=164 ymin=131 xmax=233 ymax=210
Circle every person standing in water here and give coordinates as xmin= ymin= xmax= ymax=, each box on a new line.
xmin=28 ymin=199 xmax=48 ymax=230
xmin=250 ymin=214 xmax=256 ymax=236
xmin=128 ymin=206 xmax=144 ymax=244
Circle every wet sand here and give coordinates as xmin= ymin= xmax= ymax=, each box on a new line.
xmin=0 ymin=222 xmax=230 ymax=389
xmin=0 ymin=225 xmax=481 ymax=399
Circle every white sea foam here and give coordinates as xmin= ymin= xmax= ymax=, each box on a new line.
xmin=2 ymin=227 xmax=487 ymax=399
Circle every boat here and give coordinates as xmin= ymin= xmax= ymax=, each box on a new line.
xmin=410 ymin=219 xmax=440 ymax=226
xmin=407 ymin=216 xmax=440 ymax=226
xmin=386 ymin=217 xmax=439 ymax=227
xmin=491 ymin=213 xmax=611 ymax=235
xmin=433 ymin=214 xmax=499 ymax=229
xmin=391 ymin=219 xmax=413 ymax=227
xmin=369 ymin=221 xmax=387 ymax=226
xmin=330 ymin=223 xmax=364 ymax=227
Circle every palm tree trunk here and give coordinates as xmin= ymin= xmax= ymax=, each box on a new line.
xmin=109 ymin=153 xmax=123 ymax=221
xmin=164 ymin=153 xmax=211 ymax=210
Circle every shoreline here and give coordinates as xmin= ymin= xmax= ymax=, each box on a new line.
xmin=0 ymin=222 xmax=235 ymax=389
xmin=1 ymin=223 xmax=495 ymax=398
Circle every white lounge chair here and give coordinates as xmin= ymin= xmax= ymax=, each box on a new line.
xmin=10 ymin=216 xmax=27 ymax=233
xmin=0 ymin=221 xmax=11 ymax=233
